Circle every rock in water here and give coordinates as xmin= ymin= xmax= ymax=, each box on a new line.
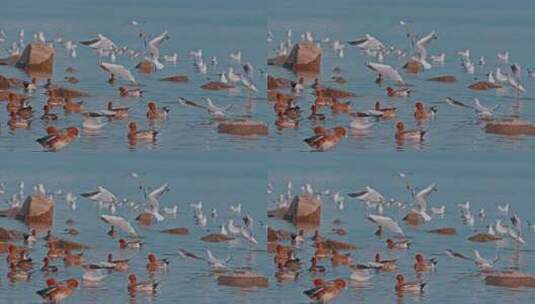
xmin=284 ymin=42 xmax=321 ymax=74
xmin=15 ymin=43 xmax=54 ymax=75
xmin=16 ymin=195 xmax=54 ymax=225
xmin=285 ymin=194 xmax=321 ymax=225
xmin=485 ymin=271 xmax=535 ymax=288
xmin=217 ymin=119 xmax=268 ymax=136
xmin=485 ymin=119 xmax=535 ymax=136
xmin=217 ymin=271 xmax=269 ymax=288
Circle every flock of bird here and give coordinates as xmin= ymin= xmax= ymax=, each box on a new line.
xmin=267 ymin=22 xmax=535 ymax=151
xmin=0 ymin=23 xmax=259 ymax=151
xmin=0 ymin=170 xmax=534 ymax=302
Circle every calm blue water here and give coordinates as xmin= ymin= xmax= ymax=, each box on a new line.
xmin=1 ymin=0 xmax=535 ymax=303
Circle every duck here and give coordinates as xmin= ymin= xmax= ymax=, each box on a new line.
xmin=375 ymin=101 xmax=396 ymax=118
xmin=330 ymin=98 xmax=352 ymax=113
xmin=308 ymin=104 xmax=326 ymax=121
xmin=7 ymin=263 xmax=33 ymax=281
xmin=23 ymin=77 xmax=37 ymax=92
xmin=395 ymin=274 xmax=426 ymax=293
xmin=313 ymin=243 xmax=332 ymax=259
xmin=386 ymin=86 xmax=410 ymax=97
xmin=16 ymin=253 xmax=34 ymax=271
xmin=40 ymin=105 xmax=58 ymax=121
xmin=107 ymin=101 xmax=129 ymax=118
xmin=47 ymin=94 xmax=64 ymax=107
xmin=147 ymin=101 xmax=169 ymax=120
xmin=308 ymin=256 xmax=326 ymax=273
xmin=414 ymin=253 xmax=437 ymax=272
xmin=274 ymin=245 xmax=289 ymax=266
xmin=128 ymin=273 xmax=159 ymax=294
xmin=16 ymin=104 xmax=33 ymax=119
xmin=107 ymin=253 xmax=130 ymax=271
xmin=36 ymin=278 xmax=79 ymax=302
xmin=64 ymin=76 xmax=80 ymax=84
xmin=127 ymin=122 xmax=158 ymax=142
xmin=64 ymin=227 xmax=79 ymax=236
xmin=107 ymin=226 xmax=117 ymax=238
xmin=119 ymin=239 xmax=144 ymax=249
xmin=414 ymin=101 xmax=437 ymax=120
xmin=40 ymin=257 xmax=58 ymax=273
xmin=275 ymin=114 xmax=298 ymax=129
xmin=63 ymin=250 xmax=84 ymax=266
xmin=36 ymin=127 xmax=79 ymax=151
xmin=331 ymin=251 xmax=352 ymax=266
xmin=146 ymin=253 xmax=169 ymax=272
xmin=304 ymin=126 xmax=346 ymax=151
xmin=119 ymin=86 xmax=143 ymax=97
xmin=304 ymin=278 xmax=346 ymax=303
xmin=23 ymin=229 xmax=37 ymax=245
xmin=63 ymin=98 xmax=84 ymax=113
xmin=6 ymin=94 xmax=22 ymax=113
xmin=375 ymin=253 xmax=398 ymax=271
xmin=395 ymin=122 xmax=426 ymax=142
xmin=8 ymin=112 xmax=31 ymax=129
xmin=386 ymin=239 xmax=411 ymax=250
xmin=46 ymin=242 xmax=65 ymax=259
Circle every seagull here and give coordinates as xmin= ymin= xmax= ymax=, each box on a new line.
xmin=227 ymin=220 xmax=241 ymax=235
xmin=473 ymin=250 xmax=499 ymax=270
xmin=430 ymin=53 xmax=445 ymax=64
xmin=495 ymin=68 xmax=508 ymax=82
xmin=348 ymin=186 xmax=385 ymax=204
xmin=413 ymin=31 xmax=437 ymax=69
xmin=510 ymin=63 xmax=522 ymax=80
xmin=83 ymin=117 xmax=107 ymax=131
xmin=229 ymin=204 xmax=242 ymax=215
xmin=368 ymin=214 xmax=404 ymax=236
xmin=457 ymin=49 xmax=470 ymax=60
xmin=178 ymin=97 xmax=231 ymax=119
xmin=507 ymin=75 xmax=526 ymax=94
xmin=206 ymin=249 xmax=231 ymax=271
xmin=497 ymin=51 xmax=509 ymax=64
xmin=81 ymin=186 xmax=117 ymax=204
xmin=80 ymin=34 xmax=117 ymax=55
xmin=100 ymin=214 xmax=137 ymax=236
xmin=240 ymin=228 xmax=258 ymax=244
xmin=163 ymin=205 xmax=177 ymax=215
xmin=479 ymin=56 xmax=486 ymax=65
xmin=527 ymin=68 xmax=535 ymax=79
xmin=229 ymin=50 xmax=241 ymax=63
xmin=495 ymin=220 xmax=508 ymax=235
xmin=457 ymin=201 xmax=470 ymax=211
xmin=488 ymin=71 xmax=496 ymax=83
xmin=473 ymin=98 xmax=498 ymax=119
xmin=367 ymin=62 xmax=404 ymax=85
xmin=508 ymin=228 xmax=525 ymax=245
xmin=497 ymin=203 xmax=509 ymax=215
xmin=240 ymin=76 xmax=258 ymax=93
xmin=147 ymin=30 xmax=169 ymax=70
xmin=99 ymin=62 xmax=136 ymax=84
xmin=348 ymin=34 xmax=385 ymax=52
xmin=414 ymin=183 xmax=437 ymax=211
xmin=463 ymin=60 xmax=475 ymax=74
xmin=431 ymin=206 xmax=445 ymax=215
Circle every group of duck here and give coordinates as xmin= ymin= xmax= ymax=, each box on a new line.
xmin=267 ymin=24 xmax=534 ymax=151
xmin=0 ymin=25 xmax=259 ymax=151
xmin=1 ymin=173 xmax=533 ymax=303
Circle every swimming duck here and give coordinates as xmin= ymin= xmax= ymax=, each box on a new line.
xmin=386 ymin=86 xmax=410 ymax=97
xmin=63 ymin=249 xmax=84 ymax=266
xmin=41 ymin=105 xmax=58 ymax=121
xmin=375 ymin=253 xmax=398 ymax=271
xmin=107 ymin=101 xmax=129 ymax=118
xmin=41 ymin=257 xmax=58 ymax=273
xmin=375 ymin=101 xmax=396 ymax=118
xmin=147 ymin=101 xmax=169 ymax=120
xmin=8 ymin=112 xmax=31 ymax=129
xmin=119 ymin=239 xmax=144 ymax=249
xmin=308 ymin=256 xmax=326 ymax=273
xmin=107 ymin=253 xmax=129 ymax=271
xmin=128 ymin=273 xmax=159 ymax=294
xmin=36 ymin=127 xmax=79 ymax=151
xmin=331 ymin=250 xmax=352 ymax=266
xmin=119 ymin=86 xmax=143 ymax=97
xmin=127 ymin=122 xmax=158 ymax=142
xmin=395 ymin=122 xmax=426 ymax=142
xmin=304 ymin=126 xmax=346 ymax=151
xmin=308 ymin=104 xmax=326 ymax=121
xmin=414 ymin=253 xmax=437 ymax=272
xmin=395 ymin=274 xmax=426 ymax=293
xmin=330 ymin=98 xmax=352 ymax=113
xmin=414 ymin=101 xmax=437 ymax=120
xmin=36 ymin=278 xmax=79 ymax=302
xmin=63 ymin=98 xmax=84 ymax=113
xmin=304 ymin=278 xmax=346 ymax=303
xmin=7 ymin=262 xmax=32 ymax=281
xmin=386 ymin=239 xmax=411 ymax=250
xmin=146 ymin=253 xmax=169 ymax=272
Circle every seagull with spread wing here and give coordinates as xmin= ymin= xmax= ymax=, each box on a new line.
xmin=147 ymin=31 xmax=169 ymax=70
xmin=99 ymin=62 xmax=136 ymax=84
xmin=367 ymin=62 xmax=405 ymax=85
